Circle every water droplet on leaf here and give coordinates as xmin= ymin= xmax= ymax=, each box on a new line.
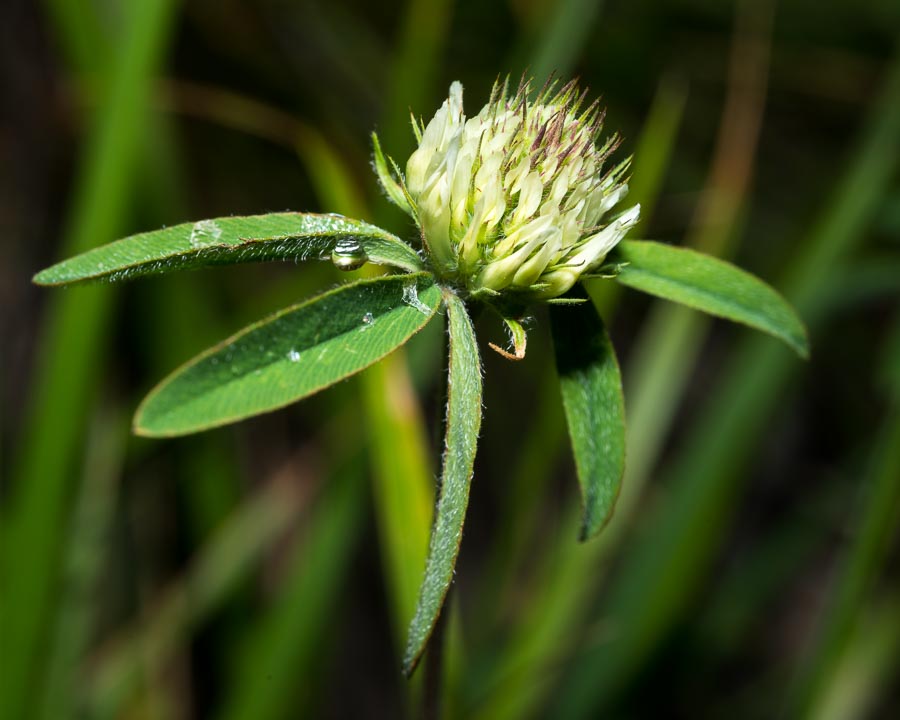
xmin=190 ymin=219 xmax=223 ymax=248
xmin=402 ymin=281 xmax=431 ymax=315
xmin=331 ymin=238 xmax=368 ymax=271
xmin=287 ymin=349 xmax=301 ymax=363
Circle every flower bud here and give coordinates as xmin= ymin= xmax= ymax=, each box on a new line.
xmin=374 ymin=78 xmax=639 ymax=300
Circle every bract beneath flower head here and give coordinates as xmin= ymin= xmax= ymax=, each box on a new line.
xmin=375 ymin=78 xmax=640 ymax=301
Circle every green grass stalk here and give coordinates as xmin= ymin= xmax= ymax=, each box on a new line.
xmin=1 ymin=3 xmax=178 ymax=718
xmin=554 ymin=45 xmax=900 ymax=717
xmin=786 ymin=318 xmax=900 ymax=716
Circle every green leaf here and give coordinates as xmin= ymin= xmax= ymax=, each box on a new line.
xmin=134 ymin=274 xmax=440 ymax=437
xmin=610 ymin=240 xmax=810 ymax=358
xmin=33 ymin=213 xmax=424 ymax=286
xmin=371 ymin=132 xmax=414 ymax=217
xmin=403 ymin=289 xmax=482 ymax=676
xmin=550 ymin=288 xmax=626 ymax=540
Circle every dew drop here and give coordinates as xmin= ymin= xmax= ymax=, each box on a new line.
xmin=331 ymin=238 xmax=368 ymax=271
xmin=402 ymin=281 xmax=431 ymax=315
xmin=287 ymin=349 xmax=301 ymax=363
xmin=190 ymin=219 xmax=223 ymax=248
xmin=360 ymin=312 xmax=375 ymax=331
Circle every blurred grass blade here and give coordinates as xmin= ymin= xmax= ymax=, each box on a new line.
xmin=554 ymin=46 xmax=900 ymax=718
xmin=34 ymin=213 xmax=423 ymax=286
xmin=509 ymin=0 xmax=604 ymax=83
xmin=218 ymin=458 xmax=366 ymax=720
xmin=612 ymin=240 xmax=809 ymax=357
xmin=36 ymin=404 xmax=126 ymax=720
xmin=882 ymin=313 xmax=900 ymax=396
xmin=87 ymin=480 xmax=306 ymax=719
xmin=44 ymin=0 xmax=108 ymax=80
xmin=602 ymin=0 xmax=773 ymax=483
xmin=1 ymin=1 xmax=178 ymax=718
xmin=809 ymin=593 xmax=900 ymax=720
xmin=787 ymin=316 xmax=900 ymax=716
xmin=379 ymin=0 xmax=454 ymax=161
xmin=362 ymin=357 xmax=436 ymax=652
xmin=550 ymin=288 xmax=625 ymax=540
xmin=135 ymin=273 xmax=440 ymax=436
xmin=792 ymin=406 xmax=900 ymax=716
xmin=626 ymin=74 xmax=688 ymax=235
xmin=403 ymin=290 xmax=482 ymax=675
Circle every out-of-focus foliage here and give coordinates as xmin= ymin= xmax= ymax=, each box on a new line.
xmin=3 ymin=0 xmax=899 ymax=717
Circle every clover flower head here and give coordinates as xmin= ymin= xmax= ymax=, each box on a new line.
xmin=373 ymin=78 xmax=640 ymax=301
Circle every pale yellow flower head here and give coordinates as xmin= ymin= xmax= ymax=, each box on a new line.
xmin=373 ymin=78 xmax=639 ymax=300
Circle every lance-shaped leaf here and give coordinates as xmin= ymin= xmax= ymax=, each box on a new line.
xmin=135 ymin=274 xmax=440 ymax=436
xmin=33 ymin=213 xmax=424 ymax=286
xmin=550 ymin=289 xmax=626 ymax=541
xmin=403 ymin=290 xmax=482 ymax=676
xmin=372 ymin=132 xmax=414 ymax=217
xmin=610 ymin=240 xmax=810 ymax=358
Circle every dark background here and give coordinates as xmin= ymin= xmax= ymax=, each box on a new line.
xmin=3 ymin=0 xmax=900 ymax=718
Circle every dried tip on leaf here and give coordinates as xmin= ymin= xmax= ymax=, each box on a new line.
xmin=488 ymin=315 xmax=528 ymax=360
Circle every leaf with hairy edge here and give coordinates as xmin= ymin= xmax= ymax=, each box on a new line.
xmin=550 ymin=288 xmax=626 ymax=541
xmin=33 ymin=213 xmax=424 ymax=286
xmin=403 ymin=290 xmax=482 ymax=676
xmin=372 ymin=132 xmax=414 ymax=216
xmin=135 ymin=274 xmax=439 ymax=437
xmin=610 ymin=240 xmax=810 ymax=358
